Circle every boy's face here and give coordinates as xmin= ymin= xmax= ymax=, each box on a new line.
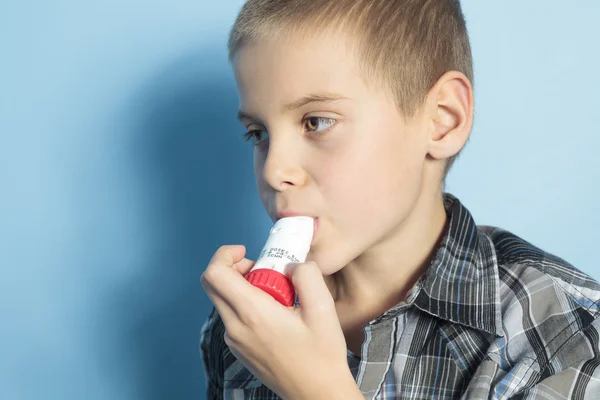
xmin=233 ymin=33 xmax=435 ymax=275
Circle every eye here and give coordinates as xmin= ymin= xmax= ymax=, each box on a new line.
xmin=241 ymin=117 xmax=337 ymax=145
xmin=304 ymin=117 xmax=336 ymax=135
xmin=241 ymin=129 xmax=268 ymax=144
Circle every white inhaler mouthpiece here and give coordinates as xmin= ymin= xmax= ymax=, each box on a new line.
xmin=245 ymin=216 xmax=314 ymax=306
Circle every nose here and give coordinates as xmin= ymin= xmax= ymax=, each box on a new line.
xmin=261 ymin=138 xmax=307 ymax=191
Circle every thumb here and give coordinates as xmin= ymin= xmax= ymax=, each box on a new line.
xmin=286 ymin=262 xmax=337 ymax=327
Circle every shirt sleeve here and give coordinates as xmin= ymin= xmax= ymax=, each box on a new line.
xmin=200 ymin=306 xmax=226 ymax=400
xmin=509 ymin=317 xmax=600 ymax=399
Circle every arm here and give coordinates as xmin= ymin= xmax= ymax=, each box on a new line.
xmin=200 ymin=307 xmax=364 ymax=400
xmin=290 ymin=370 xmax=365 ymax=400
xmin=315 ymin=377 xmax=365 ymax=400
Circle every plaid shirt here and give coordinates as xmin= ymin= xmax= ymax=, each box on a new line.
xmin=200 ymin=194 xmax=600 ymax=399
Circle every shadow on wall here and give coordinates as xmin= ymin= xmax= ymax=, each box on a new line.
xmin=105 ymin=48 xmax=264 ymax=399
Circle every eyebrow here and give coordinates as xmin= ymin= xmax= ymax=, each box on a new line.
xmin=237 ymin=92 xmax=349 ymax=122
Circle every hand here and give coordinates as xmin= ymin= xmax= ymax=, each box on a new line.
xmin=200 ymin=245 xmax=359 ymax=400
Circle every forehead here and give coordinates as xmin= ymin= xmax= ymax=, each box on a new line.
xmin=232 ymin=33 xmax=369 ymax=111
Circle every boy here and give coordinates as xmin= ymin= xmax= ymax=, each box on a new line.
xmin=200 ymin=0 xmax=600 ymax=398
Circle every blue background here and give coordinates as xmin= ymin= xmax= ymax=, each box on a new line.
xmin=1 ymin=1 xmax=598 ymax=399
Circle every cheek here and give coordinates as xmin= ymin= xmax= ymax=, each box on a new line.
xmin=323 ymin=126 xmax=425 ymax=227
xmin=320 ymin=144 xmax=388 ymax=222
xmin=254 ymin=155 xmax=269 ymax=207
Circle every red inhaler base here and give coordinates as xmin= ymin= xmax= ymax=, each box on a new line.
xmin=245 ymin=269 xmax=296 ymax=307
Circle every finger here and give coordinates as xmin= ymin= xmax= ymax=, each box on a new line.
xmin=233 ymin=258 xmax=256 ymax=276
xmin=286 ymin=262 xmax=338 ymax=328
xmin=202 ymin=245 xmax=249 ymax=307
xmin=202 ymin=287 xmax=241 ymax=329
xmin=204 ymin=245 xmax=255 ymax=278
xmin=203 ymin=245 xmax=252 ymax=295
xmin=208 ymin=245 xmax=246 ymax=267
xmin=204 ymin=269 xmax=283 ymax=333
xmin=202 ymin=251 xmax=271 ymax=313
xmin=202 ymin=265 xmax=263 ymax=331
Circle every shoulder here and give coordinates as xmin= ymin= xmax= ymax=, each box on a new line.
xmin=478 ymin=225 xmax=600 ymax=315
xmin=478 ymin=226 xmax=600 ymax=373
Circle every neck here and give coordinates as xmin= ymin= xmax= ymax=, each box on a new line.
xmin=326 ymin=185 xmax=448 ymax=314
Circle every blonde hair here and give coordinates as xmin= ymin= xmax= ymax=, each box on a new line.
xmin=228 ymin=0 xmax=473 ymax=180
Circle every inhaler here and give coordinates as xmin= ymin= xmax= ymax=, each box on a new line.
xmin=245 ymin=216 xmax=314 ymax=306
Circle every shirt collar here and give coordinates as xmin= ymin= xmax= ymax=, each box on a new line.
xmin=295 ymin=193 xmax=504 ymax=336
xmin=411 ymin=193 xmax=503 ymax=337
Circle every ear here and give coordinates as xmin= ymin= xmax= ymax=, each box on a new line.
xmin=425 ymin=71 xmax=474 ymax=160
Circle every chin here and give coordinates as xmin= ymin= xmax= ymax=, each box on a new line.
xmin=305 ymin=248 xmax=348 ymax=276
